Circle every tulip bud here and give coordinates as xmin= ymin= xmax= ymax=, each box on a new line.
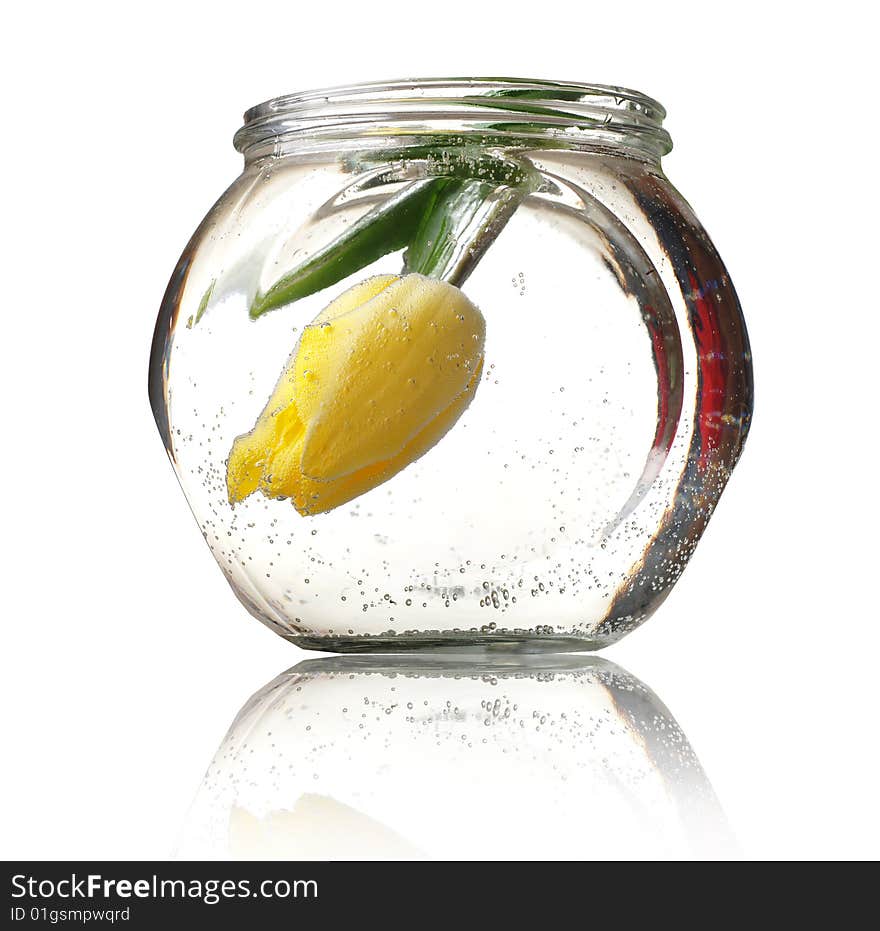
xmin=227 ymin=274 xmax=485 ymax=516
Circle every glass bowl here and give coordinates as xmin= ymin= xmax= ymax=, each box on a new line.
xmin=149 ymin=78 xmax=753 ymax=651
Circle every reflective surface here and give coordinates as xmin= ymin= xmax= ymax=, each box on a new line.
xmin=178 ymin=654 xmax=735 ymax=859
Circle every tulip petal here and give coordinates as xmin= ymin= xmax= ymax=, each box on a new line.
xmin=300 ymin=275 xmax=485 ymax=481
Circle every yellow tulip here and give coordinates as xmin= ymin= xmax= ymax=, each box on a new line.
xmin=226 ymin=274 xmax=486 ymax=516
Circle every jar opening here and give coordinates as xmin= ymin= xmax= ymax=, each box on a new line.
xmin=234 ymin=77 xmax=672 ymax=162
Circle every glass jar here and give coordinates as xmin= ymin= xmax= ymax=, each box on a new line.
xmin=149 ymin=78 xmax=753 ymax=652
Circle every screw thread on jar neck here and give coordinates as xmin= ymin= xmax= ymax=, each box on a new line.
xmin=234 ymin=77 xmax=673 ymax=164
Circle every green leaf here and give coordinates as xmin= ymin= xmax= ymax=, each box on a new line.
xmin=249 ymin=179 xmax=452 ymax=319
xmin=404 ymin=157 xmax=541 ymax=285
xmin=193 ymin=279 xmax=215 ymax=326
xmin=403 ymin=178 xmax=474 ymax=276
xmin=404 ymin=179 xmax=519 ymax=285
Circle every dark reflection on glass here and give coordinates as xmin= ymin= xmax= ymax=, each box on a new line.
xmin=177 ymin=655 xmax=735 ymax=859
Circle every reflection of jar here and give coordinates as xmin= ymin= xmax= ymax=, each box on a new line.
xmin=177 ymin=657 xmax=734 ymax=859
xmin=150 ymin=79 xmax=753 ymax=651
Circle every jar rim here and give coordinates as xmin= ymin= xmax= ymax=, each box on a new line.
xmin=234 ymin=77 xmax=673 ymax=161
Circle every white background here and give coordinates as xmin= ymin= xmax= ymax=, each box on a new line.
xmin=2 ymin=0 xmax=877 ymax=860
